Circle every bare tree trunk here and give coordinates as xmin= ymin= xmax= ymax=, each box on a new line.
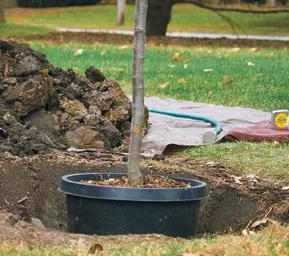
xmin=127 ymin=0 xmax=148 ymax=185
xmin=117 ymin=0 xmax=126 ymax=26
xmin=0 ymin=0 xmax=5 ymax=23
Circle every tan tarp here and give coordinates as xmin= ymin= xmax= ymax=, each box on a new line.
xmin=142 ymin=97 xmax=273 ymax=156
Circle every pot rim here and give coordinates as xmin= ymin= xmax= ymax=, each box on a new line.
xmin=59 ymin=173 xmax=208 ymax=202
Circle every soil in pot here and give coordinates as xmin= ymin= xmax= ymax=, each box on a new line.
xmin=81 ymin=175 xmax=192 ymax=188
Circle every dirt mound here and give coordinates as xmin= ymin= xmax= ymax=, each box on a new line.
xmin=0 ymin=40 xmax=132 ymax=155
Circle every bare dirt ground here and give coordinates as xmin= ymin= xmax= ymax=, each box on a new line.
xmin=0 ymin=152 xmax=288 ymax=247
xmin=18 ymin=32 xmax=289 ymax=48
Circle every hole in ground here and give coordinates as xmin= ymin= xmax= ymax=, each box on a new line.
xmin=0 ymin=153 xmax=288 ymax=235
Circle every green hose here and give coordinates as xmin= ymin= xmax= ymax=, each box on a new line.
xmin=148 ymin=109 xmax=222 ymax=135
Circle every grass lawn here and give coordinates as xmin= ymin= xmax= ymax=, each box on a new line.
xmin=0 ymin=23 xmax=52 ymax=37
xmin=28 ymin=42 xmax=289 ymax=181
xmin=4 ymin=4 xmax=289 ymax=36
xmin=0 ymin=223 xmax=288 ymax=255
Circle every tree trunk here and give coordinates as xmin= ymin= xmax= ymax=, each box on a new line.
xmin=3 ymin=0 xmax=18 ymax=8
xmin=266 ymin=0 xmax=275 ymax=6
xmin=127 ymin=0 xmax=148 ymax=185
xmin=146 ymin=0 xmax=173 ymax=36
xmin=117 ymin=0 xmax=126 ymax=26
xmin=0 ymin=0 xmax=5 ymax=23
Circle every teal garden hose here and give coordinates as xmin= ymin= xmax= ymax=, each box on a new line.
xmin=148 ymin=109 xmax=222 ymax=144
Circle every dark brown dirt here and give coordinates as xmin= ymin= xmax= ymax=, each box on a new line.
xmin=0 ymin=209 xmax=180 ymax=248
xmin=0 ymin=153 xmax=288 ymax=236
xmin=18 ymin=32 xmax=289 ymax=49
xmin=82 ymin=175 xmax=191 ymax=188
xmin=0 ymin=40 xmax=132 ymax=156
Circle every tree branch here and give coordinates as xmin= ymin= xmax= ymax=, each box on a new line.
xmin=176 ymin=0 xmax=289 ymax=14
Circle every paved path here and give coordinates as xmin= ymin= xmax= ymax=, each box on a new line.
xmin=57 ymin=27 xmax=289 ymax=41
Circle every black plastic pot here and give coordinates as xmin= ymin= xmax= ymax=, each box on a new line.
xmin=59 ymin=173 xmax=208 ymax=237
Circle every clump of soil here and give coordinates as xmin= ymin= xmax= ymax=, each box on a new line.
xmin=0 ymin=40 xmax=133 ymax=155
xmin=82 ymin=175 xmax=191 ymax=188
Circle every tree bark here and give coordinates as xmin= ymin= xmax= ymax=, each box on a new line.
xmin=117 ymin=0 xmax=126 ymax=26
xmin=127 ymin=0 xmax=148 ymax=185
xmin=266 ymin=0 xmax=275 ymax=7
xmin=146 ymin=0 xmax=174 ymax=36
xmin=0 ymin=0 xmax=5 ymax=23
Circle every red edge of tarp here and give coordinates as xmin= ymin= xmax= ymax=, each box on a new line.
xmin=228 ymin=121 xmax=289 ymax=142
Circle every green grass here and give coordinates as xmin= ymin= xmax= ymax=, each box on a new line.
xmin=5 ymin=4 xmax=289 ymax=36
xmin=0 ymin=23 xmax=51 ymax=37
xmin=28 ymin=42 xmax=289 ymax=181
xmin=185 ymin=141 xmax=289 ymax=181
xmin=31 ymin=43 xmax=289 ymax=111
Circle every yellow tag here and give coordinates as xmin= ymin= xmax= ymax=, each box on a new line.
xmin=274 ymin=113 xmax=288 ymax=128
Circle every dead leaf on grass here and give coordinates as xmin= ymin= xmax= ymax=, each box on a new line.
xmin=250 ymin=48 xmax=258 ymax=52
xmin=242 ymin=229 xmax=256 ymax=236
xmin=203 ymin=68 xmax=214 ymax=72
xmin=230 ymin=47 xmax=240 ymax=53
xmin=251 ymin=218 xmax=270 ymax=229
xmin=159 ymin=82 xmax=169 ymax=89
xmin=172 ymin=52 xmax=181 ymax=62
xmin=178 ymin=77 xmax=186 ymax=84
xmin=118 ymin=45 xmax=129 ymax=49
xmin=88 ymin=243 xmax=103 ymax=254
xmin=178 ymin=253 xmax=202 ymax=256
xmin=74 ymin=49 xmax=84 ymax=56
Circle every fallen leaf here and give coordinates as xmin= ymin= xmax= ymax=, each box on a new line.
xmin=247 ymin=62 xmax=255 ymax=67
xmin=88 ymin=243 xmax=103 ymax=254
xmin=183 ymin=57 xmax=190 ymax=64
xmin=282 ymin=185 xmax=289 ymax=191
xmin=222 ymin=75 xmax=233 ymax=84
xmin=231 ymin=47 xmax=240 ymax=52
xmin=246 ymin=174 xmax=259 ymax=183
xmin=118 ymin=45 xmax=129 ymax=49
xmin=206 ymin=161 xmax=215 ymax=166
xmin=231 ymin=175 xmax=243 ymax=185
xmin=178 ymin=77 xmax=186 ymax=84
xmin=72 ymin=67 xmax=80 ymax=73
xmin=203 ymin=68 xmax=214 ymax=72
xmin=251 ymin=218 xmax=269 ymax=229
xmin=159 ymin=82 xmax=169 ymax=89
xmin=39 ymin=68 xmax=49 ymax=75
xmin=17 ymin=197 xmax=29 ymax=204
xmin=250 ymin=48 xmax=258 ymax=52
xmin=74 ymin=48 xmax=84 ymax=56
xmin=172 ymin=52 xmax=181 ymax=62
xmin=179 ymin=253 xmax=202 ymax=256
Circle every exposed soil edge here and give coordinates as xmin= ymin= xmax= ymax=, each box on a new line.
xmin=0 ymin=153 xmax=288 ymax=235
xmin=8 ymin=32 xmax=289 ymax=48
